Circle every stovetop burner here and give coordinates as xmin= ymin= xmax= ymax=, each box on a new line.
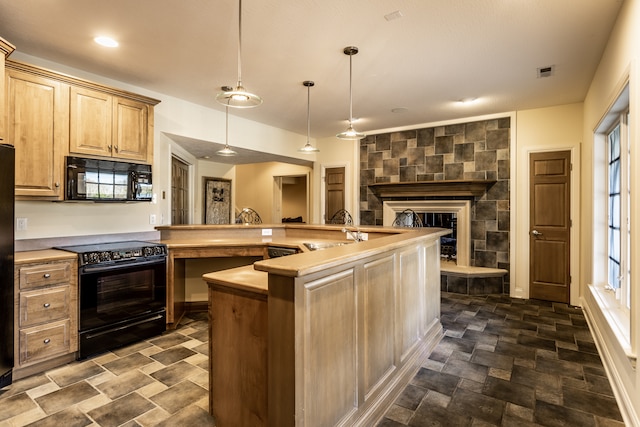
xmin=56 ymin=240 xmax=166 ymax=266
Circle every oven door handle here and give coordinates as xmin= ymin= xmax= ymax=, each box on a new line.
xmin=84 ymin=314 xmax=165 ymax=340
xmin=79 ymin=257 xmax=166 ymax=274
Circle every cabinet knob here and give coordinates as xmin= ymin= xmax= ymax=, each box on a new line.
xmin=43 ymin=303 xmax=51 ymax=308
xmin=43 ymin=338 xmax=51 ymax=345
xmin=43 ymin=273 xmax=51 ymax=279
xmin=108 ymin=145 xmax=113 ymax=151
xmin=115 ymin=146 xmax=119 ymax=152
xmin=55 ymin=182 xmax=60 ymax=188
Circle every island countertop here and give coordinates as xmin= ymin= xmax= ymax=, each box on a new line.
xmin=194 ymin=223 xmax=447 ymax=426
xmin=156 ymin=223 xmax=450 ymax=277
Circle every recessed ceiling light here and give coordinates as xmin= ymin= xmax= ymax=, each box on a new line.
xmin=94 ymin=36 xmax=119 ymax=48
xmin=391 ymin=107 xmax=408 ymax=113
xmin=458 ymin=97 xmax=478 ymax=105
xmin=384 ymin=10 xmax=403 ymax=21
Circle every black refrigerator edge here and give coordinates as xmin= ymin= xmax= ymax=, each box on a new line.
xmin=0 ymin=143 xmax=14 ymax=389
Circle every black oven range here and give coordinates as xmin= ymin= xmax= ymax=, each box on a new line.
xmin=56 ymin=240 xmax=167 ymax=359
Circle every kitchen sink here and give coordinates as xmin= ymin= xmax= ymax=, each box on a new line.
xmin=303 ymin=241 xmax=353 ymax=251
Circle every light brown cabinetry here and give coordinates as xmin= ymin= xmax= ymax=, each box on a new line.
xmin=70 ymin=87 xmax=150 ymax=162
xmin=6 ymin=67 xmax=68 ymax=200
xmin=0 ymin=37 xmax=15 ymax=142
xmin=5 ymin=59 xmax=160 ymax=199
xmin=14 ymin=252 xmax=78 ymax=380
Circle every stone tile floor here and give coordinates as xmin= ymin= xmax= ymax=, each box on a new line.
xmin=378 ymin=293 xmax=626 ymax=427
xmin=0 ymin=312 xmax=213 ymax=427
xmin=0 ymin=293 xmax=627 ymax=426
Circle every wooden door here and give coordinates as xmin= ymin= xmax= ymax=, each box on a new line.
xmin=70 ymin=86 xmax=112 ymax=157
xmin=529 ymin=151 xmax=571 ymax=303
xmin=6 ymin=69 xmax=68 ymax=199
xmin=171 ymin=157 xmax=189 ymax=224
xmin=325 ymin=167 xmax=345 ymax=223
xmin=113 ymin=97 xmax=148 ymax=162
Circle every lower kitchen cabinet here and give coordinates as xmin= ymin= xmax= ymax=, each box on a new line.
xmin=13 ymin=251 xmax=78 ymax=379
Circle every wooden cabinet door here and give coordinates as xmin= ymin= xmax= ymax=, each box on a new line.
xmin=0 ymin=38 xmax=15 ymax=142
xmin=70 ymin=86 xmax=113 ymax=157
xmin=6 ymin=69 xmax=67 ymax=199
xmin=113 ymin=97 xmax=148 ymax=162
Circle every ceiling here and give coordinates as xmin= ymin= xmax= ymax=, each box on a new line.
xmin=0 ymin=0 xmax=623 ymax=163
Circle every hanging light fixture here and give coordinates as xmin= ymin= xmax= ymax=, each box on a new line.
xmin=216 ymin=0 xmax=262 ymax=108
xmin=336 ymin=46 xmax=365 ymax=140
xmin=217 ymin=106 xmax=238 ymax=156
xmin=298 ymin=81 xmax=319 ymax=153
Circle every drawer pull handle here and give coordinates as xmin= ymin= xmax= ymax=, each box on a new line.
xmin=43 ymin=273 xmax=51 ymax=279
xmin=43 ymin=338 xmax=51 ymax=344
xmin=43 ymin=303 xmax=51 ymax=308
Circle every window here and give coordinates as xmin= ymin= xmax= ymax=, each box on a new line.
xmin=592 ymin=82 xmax=633 ymax=355
xmin=606 ymin=112 xmax=631 ymax=311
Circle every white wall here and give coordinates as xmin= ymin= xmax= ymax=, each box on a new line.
xmin=579 ymin=0 xmax=640 ymax=425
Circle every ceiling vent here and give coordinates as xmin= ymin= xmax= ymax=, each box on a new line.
xmin=537 ymin=65 xmax=554 ymax=78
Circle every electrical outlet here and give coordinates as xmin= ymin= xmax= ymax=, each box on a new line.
xmin=149 ymin=214 xmax=157 ymax=225
xmin=16 ymin=217 xmax=28 ymax=231
xmin=261 ymin=228 xmax=272 ymax=236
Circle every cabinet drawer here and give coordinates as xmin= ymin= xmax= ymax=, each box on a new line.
xmin=19 ymin=262 xmax=71 ymax=290
xmin=19 ymin=320 xmax=70 ymax=364
xmin=20 ymin=286 xmax=71 ymax=327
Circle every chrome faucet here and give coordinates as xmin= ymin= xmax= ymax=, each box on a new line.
xmin=342 ymin=227 xmax=363 ymax=242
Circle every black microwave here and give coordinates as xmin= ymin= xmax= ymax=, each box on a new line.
xmin=65 ymin=156 xmax=153 ymax=202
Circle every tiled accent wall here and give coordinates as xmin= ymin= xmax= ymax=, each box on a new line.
xmin=359 ymin=117 xmax=511 ymax=292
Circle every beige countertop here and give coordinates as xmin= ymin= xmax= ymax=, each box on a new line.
xmin=203 ymin=265 xmax=268 ymax=295
xmin=15 ymin=249 xmax=77 ymax=264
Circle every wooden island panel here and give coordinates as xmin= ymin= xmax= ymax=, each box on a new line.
xmin=206 ymin=266 xmax=268 ymax=427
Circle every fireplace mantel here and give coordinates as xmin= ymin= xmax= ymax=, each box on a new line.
xmin=369 ymin=180 xmax=496 ymax=199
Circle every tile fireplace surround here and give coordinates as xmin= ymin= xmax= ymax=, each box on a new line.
xmin=360 ymin=117 xmax=511 ymax=294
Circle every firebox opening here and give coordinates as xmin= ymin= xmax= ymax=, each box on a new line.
xmin=424 ymin=213 xmax=457 ymax=261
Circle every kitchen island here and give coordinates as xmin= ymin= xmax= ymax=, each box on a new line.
xmin=158 ymin=224 xmax=447 ymax=427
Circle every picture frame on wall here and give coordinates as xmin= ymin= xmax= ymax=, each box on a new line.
xmin=204 ymin=177 xmax=232 ymax=224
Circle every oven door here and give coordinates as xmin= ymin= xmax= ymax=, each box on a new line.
xmin=79 ymin=257 xmax=166 ymax=332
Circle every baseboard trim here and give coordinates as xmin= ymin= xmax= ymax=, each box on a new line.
xmin=185 ymin=301 xmax=208 ymax=313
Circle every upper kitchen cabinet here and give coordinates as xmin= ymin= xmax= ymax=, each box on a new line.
xmin=5 ymin=64 xmax=69 ymax=200
xmin=4 ymin=59 xmax=159 ymax=200
xmin=70 ymin=87 xmax=153 ymax=162
xmin=0 ymin=37 xmax=15 ymax=142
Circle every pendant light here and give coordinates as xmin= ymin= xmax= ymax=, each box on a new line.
xmin=298 ymin=81 xmax=319 ymax=153
xmin=336 ymin=46 xmax=365 ymax=140
xmin=217 ymin=106 xmax=238 ymax=156
xmin=216 ymin=0 xmax=262 ymax=108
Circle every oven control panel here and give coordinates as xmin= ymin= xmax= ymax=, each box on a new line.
xmin=57 ymin=241 xmax=167 ymax=267
xmin=80 ymin=245 xmax=166 ymax=265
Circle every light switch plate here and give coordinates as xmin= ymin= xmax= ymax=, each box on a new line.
xmin=16 ymin=217 xmax=27 ymax=231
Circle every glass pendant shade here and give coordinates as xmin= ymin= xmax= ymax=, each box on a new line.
xmin=299 ymin=80 xmax=319 ymax=153
xmin=336 ymin=124 xmax=365 ymax=140
xmin=217 ymin=106 xmax=238 ymax=156
xmin=337 ymin=46 xmax=365 ymax=140
xmin=216 ymin=0 xmax=262 ymax=108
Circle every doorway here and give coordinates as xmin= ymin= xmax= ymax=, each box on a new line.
xmin=273 ymin=174 xmax=309 ymax=223
xmin=529 ymin=150 xmax=571 ymax=303
xmin=324 ymin=167 xmax=345 ymax=223
xmin=171 ymin=156 xmax=189 ymax=224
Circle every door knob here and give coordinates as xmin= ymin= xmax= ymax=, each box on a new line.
xmin=532 ymin=230 xmax=542 ymax=236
